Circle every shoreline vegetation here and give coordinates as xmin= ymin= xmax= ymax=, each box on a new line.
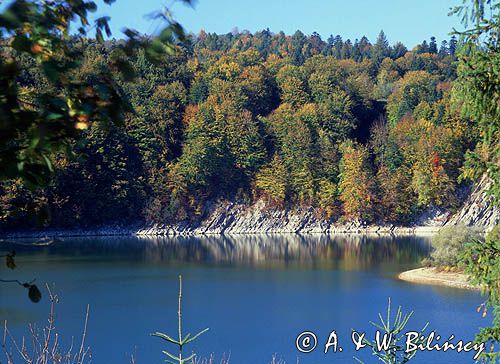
xmin=1 ymin=175 xmax=496 ymax=239
xmin=398 ymin=267 xmax=479 ymax=290
xmin=1 ymin=21 xmax=497 ymax=234
xmin=2 ymin=164 xmax=496 ymax=240
xmin=398 ymin=224 xmax=498 ymax=291
xmin=1 ymin=183 xmax=496 ymax=238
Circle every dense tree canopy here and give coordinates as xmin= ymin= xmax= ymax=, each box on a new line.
xmin=0 ymin=23 xmax=482 ymax=228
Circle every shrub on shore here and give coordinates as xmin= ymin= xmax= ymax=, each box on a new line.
xmin=423 ymin=224 xmax=483 ymax=268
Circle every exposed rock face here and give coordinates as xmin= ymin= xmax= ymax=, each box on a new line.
xmin=135 ymin=174 xmax=498 ymax=236
xmin=135 ymin=200 xmax=438 ymax=236
xmin=2 ymin=176 xmax=497 ymax=239
xmin=444 ymin=174 xmax=499 ymax=232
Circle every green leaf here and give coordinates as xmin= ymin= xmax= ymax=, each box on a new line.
xmin=145 ymin=39 xmax=166 ymax=64
xmin=29 ymin=135 xmax=40 ymax=150
xmin=151 ymin=332 xmax=180 ymax=345
xmin=6 ymin=252 xmax=16 ymax=270
xmin=11 ymin=35 xmax=31 ymax=53
xmin=170 ymin=23 xmax=185 ymax=39
xmin=113 ymin=58 xmax=136 ymax=81
xmin=85 ymin=2 xmax=98 ymax=12
xmin=181 ymin=353 xmax=196 ymax=363
xmin=41 ymin=61 xmax=62 ymax=83
xmin=28 ymin=284 xmax=42 ymax=303
xmin=96 ymin=16 xmax=112 ymax=37
xmin=159 ymin=28 xmax=174 ymax=44
xmin=17 ymin=161 xmax=25 ymax=172
xmin=42 ymin=155 xmax=54 ymax=173
xmin=0 ymin=0 xmax=34 ymax=29
xmin=180 ymin=333 xmax=191 ymax=345
xmin=46 ymin=112 xmax=64 ymax=121
xmin=182 ymin=328 xmax=209 ymax=345
xmin=162 ymin=350 xmax=180 ymax=362
xmin=96 ymin=28 xmax=104 ymax=44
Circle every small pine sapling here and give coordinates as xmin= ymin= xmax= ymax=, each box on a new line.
xmin=152 ymin=275 xmax=209 ymax=364
xmin=354 ymin=298 xmax=428 ymax=364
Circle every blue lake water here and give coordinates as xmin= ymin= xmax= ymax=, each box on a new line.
xmin=0 ymin=235 xmax=487 ymax=364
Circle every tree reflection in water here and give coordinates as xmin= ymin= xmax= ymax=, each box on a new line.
xmin=1 ymin=234 xmax=432 ymax=271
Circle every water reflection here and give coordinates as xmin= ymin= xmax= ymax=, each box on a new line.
xmin=0 ymin=234 xmax=431 ymax=270
xmin=2 ymin=234 xmax=482 ymax=364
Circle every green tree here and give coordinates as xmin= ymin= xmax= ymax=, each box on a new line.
xmin=429 ymin=36 xmax=438 ymax=54
xmin=174 ymin=86 xmax=266 ymax=206
xmin=276 ymin=64 xmax=309 ymax=106
xmin=0 ymin=0 xmax=190 ymax=190
xmin=451 ymin=0 xmax=500 ymax=202
xmin=338 ymin=140 xmax=375 ymax=221
xmin=267 ymin=103 xmax=318 ymax=204
xmin=460 ymin=227 xmax=500 ymax=362
xmin=255 ymin=154 xmax=289 ymax=204
xmin=50 ymin=122 xmax=147 ymax=226
xmin=387 ymin=71 xmax=439 ymax=125
xmin=449 ymin=35 xmax=458 ymax=55
xmin=450 ymin=1 xmax=500 ymax=362
xmin=372 ymin=30 xmax=390 ymax=63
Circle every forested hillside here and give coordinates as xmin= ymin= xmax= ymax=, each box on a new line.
xmin=0 ymin=30 xmax=481 ymax=229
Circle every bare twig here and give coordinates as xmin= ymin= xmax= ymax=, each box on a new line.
xmin=178 ymin=275 xmax=183 ymax=364
xmin=2 ymin=286 xmax=91 ymax=364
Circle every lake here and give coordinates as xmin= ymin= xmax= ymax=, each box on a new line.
xmin=0 ymin=234 xmax=486 ymax=364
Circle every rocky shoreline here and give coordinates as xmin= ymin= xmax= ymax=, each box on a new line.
xmin=133 ymin=202 xmax=442 ymax=237
xmin=1 ymin=175 xmax=497 ymax=240
xmin=0 ymin=199 xmax=443 ymax=239
xmin=0 ymin=224 xmax=440 ymax=240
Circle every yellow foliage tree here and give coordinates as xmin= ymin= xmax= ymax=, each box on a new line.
xmin=338 ymin=141 xmax=375 ymax=221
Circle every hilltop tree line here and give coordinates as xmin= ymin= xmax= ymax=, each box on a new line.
xmin=0 ymin=30 xmax=481 ymax=228
xmin=195 ymin=29 xmax=460 ymax=65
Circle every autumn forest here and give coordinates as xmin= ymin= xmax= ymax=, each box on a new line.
xmin=0 ymin=29 xmax=482 ymax=229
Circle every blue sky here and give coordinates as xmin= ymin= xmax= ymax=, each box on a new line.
xmin=92 ymin=0 xmax=464 ymax=48
xmin=0 ymin=0 xmax=464 ymax=48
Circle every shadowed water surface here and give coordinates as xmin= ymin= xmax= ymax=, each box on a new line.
xmin=0 ymin=235 xmax=485 ymax=364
